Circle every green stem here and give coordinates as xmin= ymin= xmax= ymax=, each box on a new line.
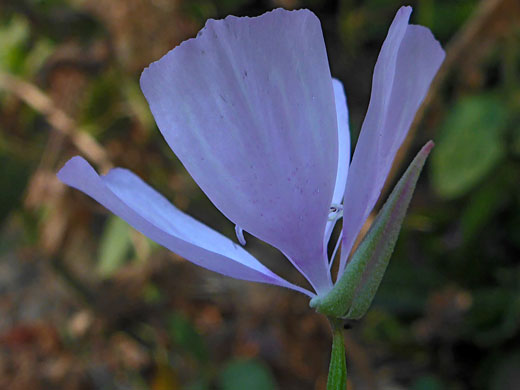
xmin=327 ymin=318 xmax=347 ymax=390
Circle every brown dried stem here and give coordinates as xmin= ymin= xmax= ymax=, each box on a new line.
xmin=0 ymin=71 xmax=112 ymax=171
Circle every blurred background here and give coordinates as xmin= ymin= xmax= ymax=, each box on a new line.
xmin=0 ymin=0 xmax=519 ymax=389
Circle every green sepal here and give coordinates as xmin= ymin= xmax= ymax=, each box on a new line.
xmin=310 ymin=141 xmax=434 ymax=318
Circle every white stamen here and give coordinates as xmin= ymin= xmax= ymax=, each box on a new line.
xmin=328 ymin=203 xmax=344 ymax=221
xmin=235 ymin=225 xmax=246 ymax=246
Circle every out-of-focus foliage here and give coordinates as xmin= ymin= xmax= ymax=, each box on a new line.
xmin=98 ymin=215 xmax=133 ymax=277
xmin=0 ymin=0 xmax=519 ymax=389
xmin=0 ymin=15 xmax=54 ymax=76
xmin=218 ymin=359 xmax=277 ymax=390
xmin=431 ymin=95 xmax=509 ymax=199
xmin=168 ymin=313 xmax=209 ymax=364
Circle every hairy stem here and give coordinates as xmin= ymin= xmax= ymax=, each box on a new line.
xmin=327 ymin=318 xmax=347 ymax=390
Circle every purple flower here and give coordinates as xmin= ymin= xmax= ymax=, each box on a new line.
xmin=58 ymin=7 xmax=444 ymax=298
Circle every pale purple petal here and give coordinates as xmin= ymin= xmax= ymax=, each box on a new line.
xmin=331 ymin=78 xmax=351 ymax=205
xmin=340 ymin=6 xmax=445 ymax=273
xmin=58 ymin=156 xmax=313 ymax=297
xmin=140 ymin=9 xmax=337 ymax=294
xmin=324 ymin=78 xmax=350 ymax=248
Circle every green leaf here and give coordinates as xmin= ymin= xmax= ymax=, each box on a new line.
xmin=97 ymin=216 xmax=132 ymax=277
xmin=186 ymin=377 xmax=210 ymax=390
xmin=460 ymin=174 xmax=507 ymax=243
xmin=167 ymin=313 xmax=208 ymax=364
xmin=411 ymin=375 xmax=444 ymax=390
xmin=218 ymin=359 xmax=277 ymax=390
xmin=122 ymin=79 xmax=155 ymax=131
xmin=361 ymin=309 xmax=407 ymax=345
xmin=464 ymin=288 xmax=520 ymax=347
xmin=0 ymin=16 xmax=29 ymax=74
xmin=22 ymin=39 xmax=55 ymax=77
xmin=0 ymin=154 xmax=31 ymax=222
xmin=311 ymin=142 xmax=434 ymax=318
xmin=430 ymin=95 xmax=508 ymax=199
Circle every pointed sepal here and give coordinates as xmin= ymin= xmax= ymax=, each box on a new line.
xmin=310 ymin=141 xmax=434 ymax=318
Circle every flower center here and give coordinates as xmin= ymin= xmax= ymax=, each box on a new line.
xmin=328 ymin=204 xmax=343 ymax=221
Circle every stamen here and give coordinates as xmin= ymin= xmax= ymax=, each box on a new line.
xmin=328 ymin=203 xmax=344 ymax=221
xmin=235 ymin=225 xmax=246 ymax=246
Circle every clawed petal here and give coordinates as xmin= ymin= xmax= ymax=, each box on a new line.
xmin=140 ymin=9 xmax=338 ymax=294
xmin=340 ymin=6 xmax=445 ymax=273
xmin=324 ymin=78 xmax=351 ymax=249
xmin=58 ymin=157 xmax=313 ymax=297
xmin=331 ymin=78 xmax=351 ymax=206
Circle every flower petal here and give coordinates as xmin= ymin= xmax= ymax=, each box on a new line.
xmin=140 ymin=9 xmax=338 ymax=294
xmin=331 ymin=78 xmax=351 ymax=205
xmin=58 ymin=156 xmax=313 ymax=297
xmin=324 ymin=78 xmax=350 ymax=248
xmin=340 ymin=6 xmax=445 ymax=273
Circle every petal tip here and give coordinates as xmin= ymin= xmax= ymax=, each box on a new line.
xmin=408 ymin=24 xmax=446 ymax=61
xmin=57 ymin=156 xmax=88 ymax=183
xmin=397 ymin=5 xmax=413 ymax=18
xmin=422 ymin=140 xmax=435 ymax=155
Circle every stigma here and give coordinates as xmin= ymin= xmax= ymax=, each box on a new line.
xmin=328 ymin=204 xmax=343 ymax=221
